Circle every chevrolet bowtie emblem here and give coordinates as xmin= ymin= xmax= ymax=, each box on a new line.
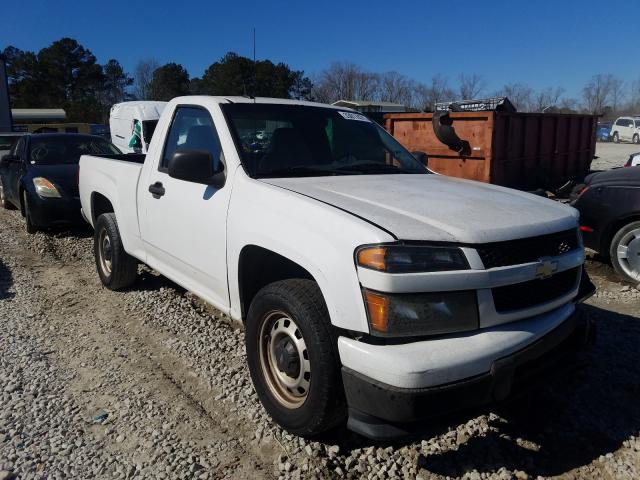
xmin=535 ymin=260 xmax=558 ymax=279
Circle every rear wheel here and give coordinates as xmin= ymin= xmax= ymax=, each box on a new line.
xmin=22 ymin=190 xmax=37 ymax=234
xmin=613 ymin=132 xmax=620 ymax=143
xmin=245 ymin=279 xmax=346 ymax=436
xmin=610 ymin=221 xmax=640 ymax=283
xmin=633 ymin=134 xmax=639 ymax=144
xmin=94 ymin=213 xmax=137 ymax=290
xmin=0 ymin=177 xmax=15 ymax=210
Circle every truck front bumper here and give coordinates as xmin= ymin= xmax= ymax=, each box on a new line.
xmin=342 ymin=306 xmax=593 ymax=440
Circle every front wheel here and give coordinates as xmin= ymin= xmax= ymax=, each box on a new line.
xmin=610 ymin=221 xmax=640 ymax=284
xmin=634 ymin=134 xmax=639 ymax=145
xmin=245 ymin=279 xmax=346 ymax=436
xmin=612 ymin=132 xmax=620 ymax=143
xmin=94 ymin=213 xmax=138 ymax=290
xmin=23 ymin=190 xmax=37 ymax=234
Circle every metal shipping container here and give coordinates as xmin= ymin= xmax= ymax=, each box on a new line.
xmin=385 ymin=111 xmax=598 ymax=190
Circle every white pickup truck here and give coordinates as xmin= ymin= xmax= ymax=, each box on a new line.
xmin=79 ymin=96 xmax=595 ymax=440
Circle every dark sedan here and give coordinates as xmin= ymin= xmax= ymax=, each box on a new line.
xmin=572 ymin=166 xmax=640 ymax=283
xmin=0 ymin=134 xmax=121 ymax=233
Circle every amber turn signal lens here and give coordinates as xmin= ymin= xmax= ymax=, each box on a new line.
xmin=363 ymin=290 xmax=390 ymax=333
xmin=357 ymin=247 xmax=387 ymax=271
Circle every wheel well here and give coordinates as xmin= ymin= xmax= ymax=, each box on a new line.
xmin=602 ymin=214 xmax=640 ymax=254
xmin=91 ymin=192 xmax=114 ymax=224
xmin=238 ymin=245 xmax=315 ymax=321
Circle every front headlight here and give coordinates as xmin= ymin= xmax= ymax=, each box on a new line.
xmin=33 ymin=177 xmax=61 ymax=198
xmin=363 ymin=289 xmax=479 ymax=337
xmin=356 ymin=244 xmax=469 ymax=273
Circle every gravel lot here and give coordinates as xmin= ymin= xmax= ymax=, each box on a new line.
xmin=592 ymin=142 xmax=639 ymax=171
xmin=1 ymin=205 xmax=639 ymax=480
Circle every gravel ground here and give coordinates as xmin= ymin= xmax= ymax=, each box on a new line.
xmin=592 ymin=142 xmax=639 ymax=171
xmin=1 ymin=206 xmax=640 ymax=480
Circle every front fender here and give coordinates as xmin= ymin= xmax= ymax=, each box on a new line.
xmin=226 ymin=174 xmax=393 ymax=333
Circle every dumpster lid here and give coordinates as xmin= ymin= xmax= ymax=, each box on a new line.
xmin=435 ymin=96 xmax=516 ymax=113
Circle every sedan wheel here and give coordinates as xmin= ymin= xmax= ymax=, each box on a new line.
xmin=0 ymin=180 xmax=12 ymax=210
xmin=613 ymin=132 xmax=620 ymax=143
xmin=610 ymin=221 xmax=640 ymax=283
xmin=23 ymin=191 xmax=37 ymax=234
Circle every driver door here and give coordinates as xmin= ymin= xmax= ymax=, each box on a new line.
xmin=140 ymin=106 xmax=231 ymax=311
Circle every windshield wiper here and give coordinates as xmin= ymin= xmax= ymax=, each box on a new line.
xmin=257 ymin=165 xmax=361 ymax=178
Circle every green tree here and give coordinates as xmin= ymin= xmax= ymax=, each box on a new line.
xmin=189 ymin=77 xmax=206 ymax=95
xmin=148 ymin=63 xmax=190 ymax=101
xmin=2 ymin=46 xmax=43 ymax=108
xmin=200 ymin=52 xmax=313 ymax=99
xmin=37 ymin=38 xmax=105 ymax=121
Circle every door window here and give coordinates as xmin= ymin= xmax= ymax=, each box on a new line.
xmin=160 ymin=107 xmax=222 ymax=172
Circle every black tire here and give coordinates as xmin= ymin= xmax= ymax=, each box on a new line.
xmin=22 ymin=190 xmax=37 ymax=234
xmin=245 ymin=279 xmax=346 ymax=436
xmin=94 ymin=213 xmax=137 ymax=290
xmin=613 ymin=132 xmax=620 ymax=143
xmin=609 ymin=221 xmax=640 ymax=284
xmin=634 ymin=134 xmax=640 ymax=145
xmin=0 ymin=177 xmax=15 ymax=210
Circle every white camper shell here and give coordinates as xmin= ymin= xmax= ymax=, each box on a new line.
xmin=109 ymin=101 xmax=167 ymax=154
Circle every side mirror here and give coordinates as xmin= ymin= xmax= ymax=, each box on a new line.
xmin=168 ymin=150 xmax=225 ymax=187
xmin=412 ymin=150 xmax=428 ymax=166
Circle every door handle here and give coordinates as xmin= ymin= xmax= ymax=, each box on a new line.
xmin=148 ymin=181 xmax=165 ymax=197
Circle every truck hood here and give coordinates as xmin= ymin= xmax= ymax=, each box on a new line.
xmin=262 ymin=174 xmax=578 ymax=243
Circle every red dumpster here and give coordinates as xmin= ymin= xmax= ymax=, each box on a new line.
xmin=385 ymin=111 xmax=598 ymax=190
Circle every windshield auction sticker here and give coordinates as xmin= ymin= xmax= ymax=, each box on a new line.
xmin=338 ymin=111 xmax=370 ymax=122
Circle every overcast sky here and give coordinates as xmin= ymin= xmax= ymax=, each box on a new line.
xmin=2 ymin=0 xmax=637 ymax=100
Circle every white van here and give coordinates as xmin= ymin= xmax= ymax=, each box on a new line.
xmin=109 ymin=101 xmax=167 ymax=154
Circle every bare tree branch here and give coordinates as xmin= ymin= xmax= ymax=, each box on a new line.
xmin=134 ymin=58 xmax=159 ymax=100
xmin=458 ymin=73 xmax=486 ymax=100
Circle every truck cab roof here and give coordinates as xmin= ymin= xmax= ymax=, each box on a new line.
xmin=174 ymin=95 xmax=351 ymax=110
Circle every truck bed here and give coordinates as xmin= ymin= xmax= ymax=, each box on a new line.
xmin=95 ymin=153 xmax=146 ymax=164
xmin=79 ymin=154 xmax=144 ymax=256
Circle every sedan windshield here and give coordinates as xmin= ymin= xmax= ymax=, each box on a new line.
xmin=28 ymin=137 xmax=121 ymax=165
xmin=221 ymin=104 xmax=429 ymax=178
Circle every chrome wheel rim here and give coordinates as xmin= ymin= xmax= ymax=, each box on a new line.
xmin=258 ymin=311 xmax=310 ymax=409
xmin=616 ymin=227 xmax=640 ymax=282
xmin=98 ymin=229 xmax=113 ymax=275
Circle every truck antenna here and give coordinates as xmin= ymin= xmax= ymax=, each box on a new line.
xmin=252 ymin=27 xmax=257 ymax=103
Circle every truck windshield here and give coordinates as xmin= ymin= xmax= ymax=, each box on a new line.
xmin=221 ymin=104 xmax=429 ymax=178
xmin=29 ymin=137 xmax=121 ymax=165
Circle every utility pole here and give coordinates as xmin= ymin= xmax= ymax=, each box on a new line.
xmin=0 ymin=54 xmax=12 ymax=133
